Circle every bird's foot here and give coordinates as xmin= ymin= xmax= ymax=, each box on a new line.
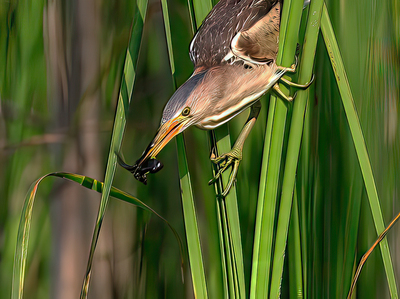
xmin=273 ymin=74 xmax=315 ymax=102
xmin=273 ymin=54 xmax=315 ymax=102
xmin=276 ymin=55 xmax=315 ymax=89
xmin=208 ymin=148 xmax=242 ymax=197
xmin=273 ymin=84 xmax=295 ymax=102
xmin=280 ymin=74 xmax=315 ymax=90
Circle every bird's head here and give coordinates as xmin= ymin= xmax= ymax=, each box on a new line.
xmin=119 ymin=71 xmax=207 ymax=184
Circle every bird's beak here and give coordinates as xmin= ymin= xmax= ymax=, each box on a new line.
xmin=137 ymin=116 xmax=188 ymax=166
xmin=118 ymin=116 xmax=188 ymax=184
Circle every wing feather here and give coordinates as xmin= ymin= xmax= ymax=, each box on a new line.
xmin=189 ymin=0 xmax=280 ymax=69
xmin=231 ymin=2 xmax=280 ymax=64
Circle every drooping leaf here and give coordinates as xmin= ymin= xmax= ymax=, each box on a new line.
xmin=12 ymin=172 xmax=183 ymax=299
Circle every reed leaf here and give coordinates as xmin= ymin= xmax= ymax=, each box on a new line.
xmin=321 ymin=4 xmax=398 ymax=298
xmin=190 ymin=0 xmax=246 ymax=296
xmin=288 ymin=190 xmax=303 ymax=299
xmin=80 ymin=1 xmax=148 ymax=297
xmin=250 ymin=87 xmax=276 ymax=299
xmin=269 ymin=0 xmax=324 ymax=297
xmin=251 ymin=0 xmax=305 ymax=297
xmin=12 ymin=172 xmax=183 ymax=299
xmin=160 ymin=0 xmax=208 ymax=296
xmin=211 ymin=125 xmax=246 ymax=298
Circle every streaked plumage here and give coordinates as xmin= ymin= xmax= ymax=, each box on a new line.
xmin=190 ymin=0 xmax=280 ymax=68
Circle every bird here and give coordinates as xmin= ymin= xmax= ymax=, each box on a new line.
xmin=119 ymin=0 xmax=313 ymax=196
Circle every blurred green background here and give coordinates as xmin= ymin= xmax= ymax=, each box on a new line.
xmin=0 ymin=0 xmax=399 ymax=298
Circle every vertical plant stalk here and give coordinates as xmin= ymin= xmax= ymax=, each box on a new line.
xmin=298 ymin=80 xmax=314 ymax=299
xmin=209 ymin=131 xmax=233 ymax=299
xmin=250 ymin=89 xmax=276 ymax=299
xmin=269 ymin=0 xmax=324 ymax=297
xmin=211 ymin=125 xmax=246 ymax=298
xmin=80 ymin=1 xmax=148 ymax=298
xmin=160 ymin=0 xmax=208 ymax=298
xmin=187 ymin=0 xmax=198 ymax=31
xmin=288 ymin=189 xmax=304 ymax=299
xmin=320 ymin=4 xmax=398 ymax=298
xmin=191 ymin=0 xmax=246 ymax=297
xmin=338 ymin=160 xmax=363 ymax=298
xmin=250 ymin=0 xmax=304 ymax=297
xmin=176 ymin=136 xmax=209 ymax=298
xmin=211 ymin=161 xmax=230 ymax=298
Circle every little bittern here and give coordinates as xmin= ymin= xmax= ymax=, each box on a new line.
xmin=119 ymin=0 xmax=312 ymax=196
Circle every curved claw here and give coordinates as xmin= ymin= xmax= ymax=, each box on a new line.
xmin=291 ymin=55 xmax=298 ymax=71
xmin=208 ymin=155 xmax=232 ymax=184
xmin=208 ymin=151 xmax=242 ymax=197
xmin=290 ymin=91 xmax=298 ymax=102
xmin=306 ymin=74 xmax=315 ymax=88
xmin=221 ymin=159 xmax=240 ymax=197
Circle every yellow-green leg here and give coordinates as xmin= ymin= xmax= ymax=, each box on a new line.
xmin=272 ymin=75 xmax=314 ymax=102
xmin=274 ymin=57 xmax=315 ymax=101
xmin=273 ymin=84 xmax=295 ymax=101
xmin=280 ymin=75 xmax=314 ymax=89
xmin=209 ymin=101 xmax=261 ymax=197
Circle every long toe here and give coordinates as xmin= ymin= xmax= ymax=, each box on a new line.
xmin=209 ymin=151 xmax=242 ymax=197
xmin=211 ymin=153 xmax=227 ymax=164
xmin=221 ymin=159 xmax=240 ymax=197
xmin=209 ymin=161 xmax=228 ymax=185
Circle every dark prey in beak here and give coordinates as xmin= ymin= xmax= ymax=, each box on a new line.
xmin=117 ymin=154 xmax=163 ymax=185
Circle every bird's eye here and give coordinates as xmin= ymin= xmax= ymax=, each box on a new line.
xmin=182 ymin=107 xmax=191 ymax=116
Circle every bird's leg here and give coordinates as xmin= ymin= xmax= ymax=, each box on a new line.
xmin=276 ymin=55 xmax=298 ymax=73
xmin=276 ymin=56 xmax=315 ymax=89
xmin=208 ymin=101 xmax=261 ymax=197
xmin=274 ymin=56 xmax=315 ymax=101
xmin=276 ymin=64 xmax=297 ymax=74
xmin=280 ymin=75 xmax=314 ymax=90
xmin=273 ymin=84 xmax=294 ymax=102
xmin=273 ymin=75 xmax=314 ymax=102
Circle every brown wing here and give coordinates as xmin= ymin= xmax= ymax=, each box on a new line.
xmin=231 ymin=2 xmax=280 ymax=64
xmin=189 ymin=0 xmax=280 ymax=70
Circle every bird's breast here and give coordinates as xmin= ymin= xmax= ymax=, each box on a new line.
xmin=195 ymin=63 xmax=282 ymax=130
xmin=196 ymin=89 xmax=266 ymax=130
